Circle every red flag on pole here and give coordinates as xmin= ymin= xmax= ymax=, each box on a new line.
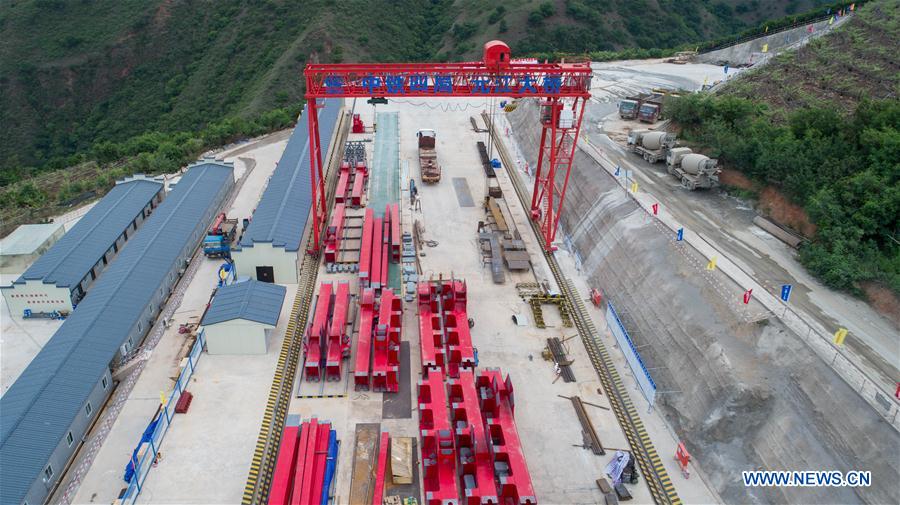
xmin=743 ymin=289 xmax=753 ymax=304
xmin=651 ymin=203 xmax=659 ymax=215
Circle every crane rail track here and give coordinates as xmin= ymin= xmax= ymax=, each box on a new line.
xmin=241 ymin=109 xmax=350 ymax=504
xmin=486 ymin=112 xmax=682 ymax=505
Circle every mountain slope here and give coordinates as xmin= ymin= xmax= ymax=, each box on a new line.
xmin=0 ymin=0 xmax=831 ymax=174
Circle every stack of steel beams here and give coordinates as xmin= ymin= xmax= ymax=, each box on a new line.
xmin=268 ymin=419 xmax=338 ymax=505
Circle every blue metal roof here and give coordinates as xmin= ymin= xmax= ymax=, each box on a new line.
xmin=0 ymin=162 xmax=233 ymax=504
xmin=17 ymin=178 xmax=163 ymax=288
xmin=202 ymin=279 xmax=286 ymax=326
xmin=240 ymin=100 xmax=341 ymax=251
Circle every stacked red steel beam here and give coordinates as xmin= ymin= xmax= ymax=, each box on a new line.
xmin=448 ymin=370 xmax=498 ymax=505
xmin=353 ymin=288 xmax=376 ymax=390
xmin=372 ymin=289 xmax=402 ymax=392
xmin=269 ymin=419 xmax=335 ymax=505
xmin=325 ymin=281 xmax=350 ymax=381
xmin=305 ymin=283 xmax=333 ymax=382
xmin=418 ymin=367 xmax=459 ymax=505
xmin=335 ymin=162 xmax=351 ymax=204
xmin=350 ymin=161 xmax=368 ymax=208
xmin=477 ymin=369 xmax=537 ymax=505
xmin=324 ymin=203 xmax=346 ymax=264
xmin=359 ymin=209 xmax=375 ymax=287
xmin=417 ymin=283 xmax=445 ymax=373
xmin=371 ymin=431 xmax=391 ymax=505
xmin=442 ymin=280 xmax=475 ymax=378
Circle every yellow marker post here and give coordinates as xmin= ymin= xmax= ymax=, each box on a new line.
xmin=762 ymin=43 xmax=769 ymax=53
xmin=706 ymin=256 xmax=717 ymax=271
xmin=160 ymin=391 xmax=167 ymax=406
xmin=833 ymin=328 xmax=848 ymax=345
xmin=829 ymin=16 xmax=835 ymax=25
xmin=630 ymin=181 xmax=639 ymax=193
xmin=765 ymin=25 xmax=769 ymax=33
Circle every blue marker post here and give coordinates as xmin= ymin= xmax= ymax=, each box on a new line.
xmin=781 ymin=284 xmax=792 ymax=317
xmin=615 ymin=164 xmax=621 ymax=177
xmin=676 ymin=228 xmax=684 ymax=241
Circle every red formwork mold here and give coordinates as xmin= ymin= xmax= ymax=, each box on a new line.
xmin=418 ymin=283 xmax=445 ymax=374
xmin=305 ymin=283 xmax=333 ymax=382
xmin=418 ymin=368 xmax=458 ymax=505
xmin=359 ymin=209 xmax=375 ymax=287
xmin=372 ymin=431 xmax=390 ymax=505
xmin=269 ymin=425 xmax=301 ymax=505
xmin=335 ymin=162 xmax=351 ymax=204
xmin=324 ymin=203 xmax=346 ymax=264
xmin=380 ymin=241 xmax=390 ymax=290
xmin=373 ymin=289 xmax=402 ymax=392
xmin=476 ymin=370 xmax=536 ymax=505
xmin=448 ymin=370 xmax=498 ymax=505
xmin=442 ymin=280 xmax=475 ymax=378
xmin=354 ymin=288 xmax=376 ymax=390
xmin=371 ymin=217 xmax=384 ymax=290
xmin=325 ymin=281 xmax=350 ymax=381
xmin=350 ymin=163 xmax=367 ymax=208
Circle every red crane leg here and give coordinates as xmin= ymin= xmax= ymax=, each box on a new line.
xmin=308 ymin=98 xmax=327 ymax=254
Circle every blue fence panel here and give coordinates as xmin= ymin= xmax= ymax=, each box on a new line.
xmin=122 ymin=329 xmax=205 ymax=504
xmin=606 ymin=302 xmax=657 ymax=407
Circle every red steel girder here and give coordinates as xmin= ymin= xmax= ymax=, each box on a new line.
xmin=373 ymin=289 xmax=401 ymax=392
xmin=269 ymin=425 xmax=301 ymax=505
xmin=448 ymin=370 xmax=498 ymax=505
xmin=417 ymin=283 xmax=445 ymax=373
xmin=477 ymin=370 xmax=536 ymax=505
xmin=358 ymin=209 xmax=375 ymax=287
xmin=305 ymin=283 xmax=333 ymax=382
xmin=325 ymin=281 xmax=350 ymax=381
xmin=354 ymin=289 xmax=376 ymax=390
xmin=372 ymin=431 xmax=390 ymax=505
xmin=530 ymin=97 xmax=587 ymax=249
xmin=289 ymin=420 xmax=315 ymax=505
xmin=303 ymin=41 xmax=592 ymax=252
xmin=335 ymin=162 xmax=351 ymax=204
xmin=324 ymin=203 xmax=345 ymax=264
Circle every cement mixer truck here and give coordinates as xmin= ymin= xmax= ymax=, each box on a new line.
xmin=666 ymin=148 xmax=720 ymax=190
xmin=627 ymin=130 xmax=677 ymax=163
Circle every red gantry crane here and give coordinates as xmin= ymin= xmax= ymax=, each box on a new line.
xmin=304 ymin=41 xmax=592 ymax=251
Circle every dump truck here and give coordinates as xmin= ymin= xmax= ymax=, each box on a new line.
xmin=638 ymin=96 xmax=664 ymax=123
xmin=417 ymin=129 xmax=441 ymax=183
xmin=627 ymin=130 xmax=676 ymax=163
xmin=203 ymin=213 xmax=240 ymax=258
xmin=666 ymin=148 xmax=720 ymax=190
xmin=618 ymin=98 xmax=640 ymax=119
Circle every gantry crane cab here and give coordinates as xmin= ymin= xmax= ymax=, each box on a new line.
xmin=483 ymin=40 xmax=511 ymax=71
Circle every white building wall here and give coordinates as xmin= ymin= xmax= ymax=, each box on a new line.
xmin=232 ymin=242 xmax=299 ymax=284
xmin=1 ymin=280 xmax=74 ymax=316
xmin=204 ymin=320 xmax=270 ymax=354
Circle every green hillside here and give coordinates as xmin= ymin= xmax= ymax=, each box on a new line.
xmin=668 ymin=0 xmax=900 ymax=294
xmin=0 ymin=0 xmax=832 ymax=176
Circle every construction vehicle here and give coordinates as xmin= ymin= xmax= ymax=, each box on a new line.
xmin=417 ymin=129 xmax=441 ymax=183
xmin=627 ymin=130 xmax=676 ymax=163
xmin=666 ymin=148 xmax=720 ymax=190
xmin=638 ymin=96 xmax=664 ymax=123
xmin=618 ymin=98 xmax=640 ymax=120
xmin=203 ymin=213 xmax=241 ymax=258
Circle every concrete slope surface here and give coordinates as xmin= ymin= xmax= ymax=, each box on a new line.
xmin=506 ymin=100 xmax=900 ymax=505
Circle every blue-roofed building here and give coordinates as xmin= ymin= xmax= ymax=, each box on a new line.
xmin=1 ymin=176 xmax=164 ymax=317
xmin=201 ymin=279 xmax=286 ymax=354
xmin=233 ymin=99 xmax=343 ymax=283
xmin=0 ymin=159 xmax=233 ymax=505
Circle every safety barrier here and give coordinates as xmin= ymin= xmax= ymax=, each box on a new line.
xmin=121 ymin=329 xmax=206 ymax=503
